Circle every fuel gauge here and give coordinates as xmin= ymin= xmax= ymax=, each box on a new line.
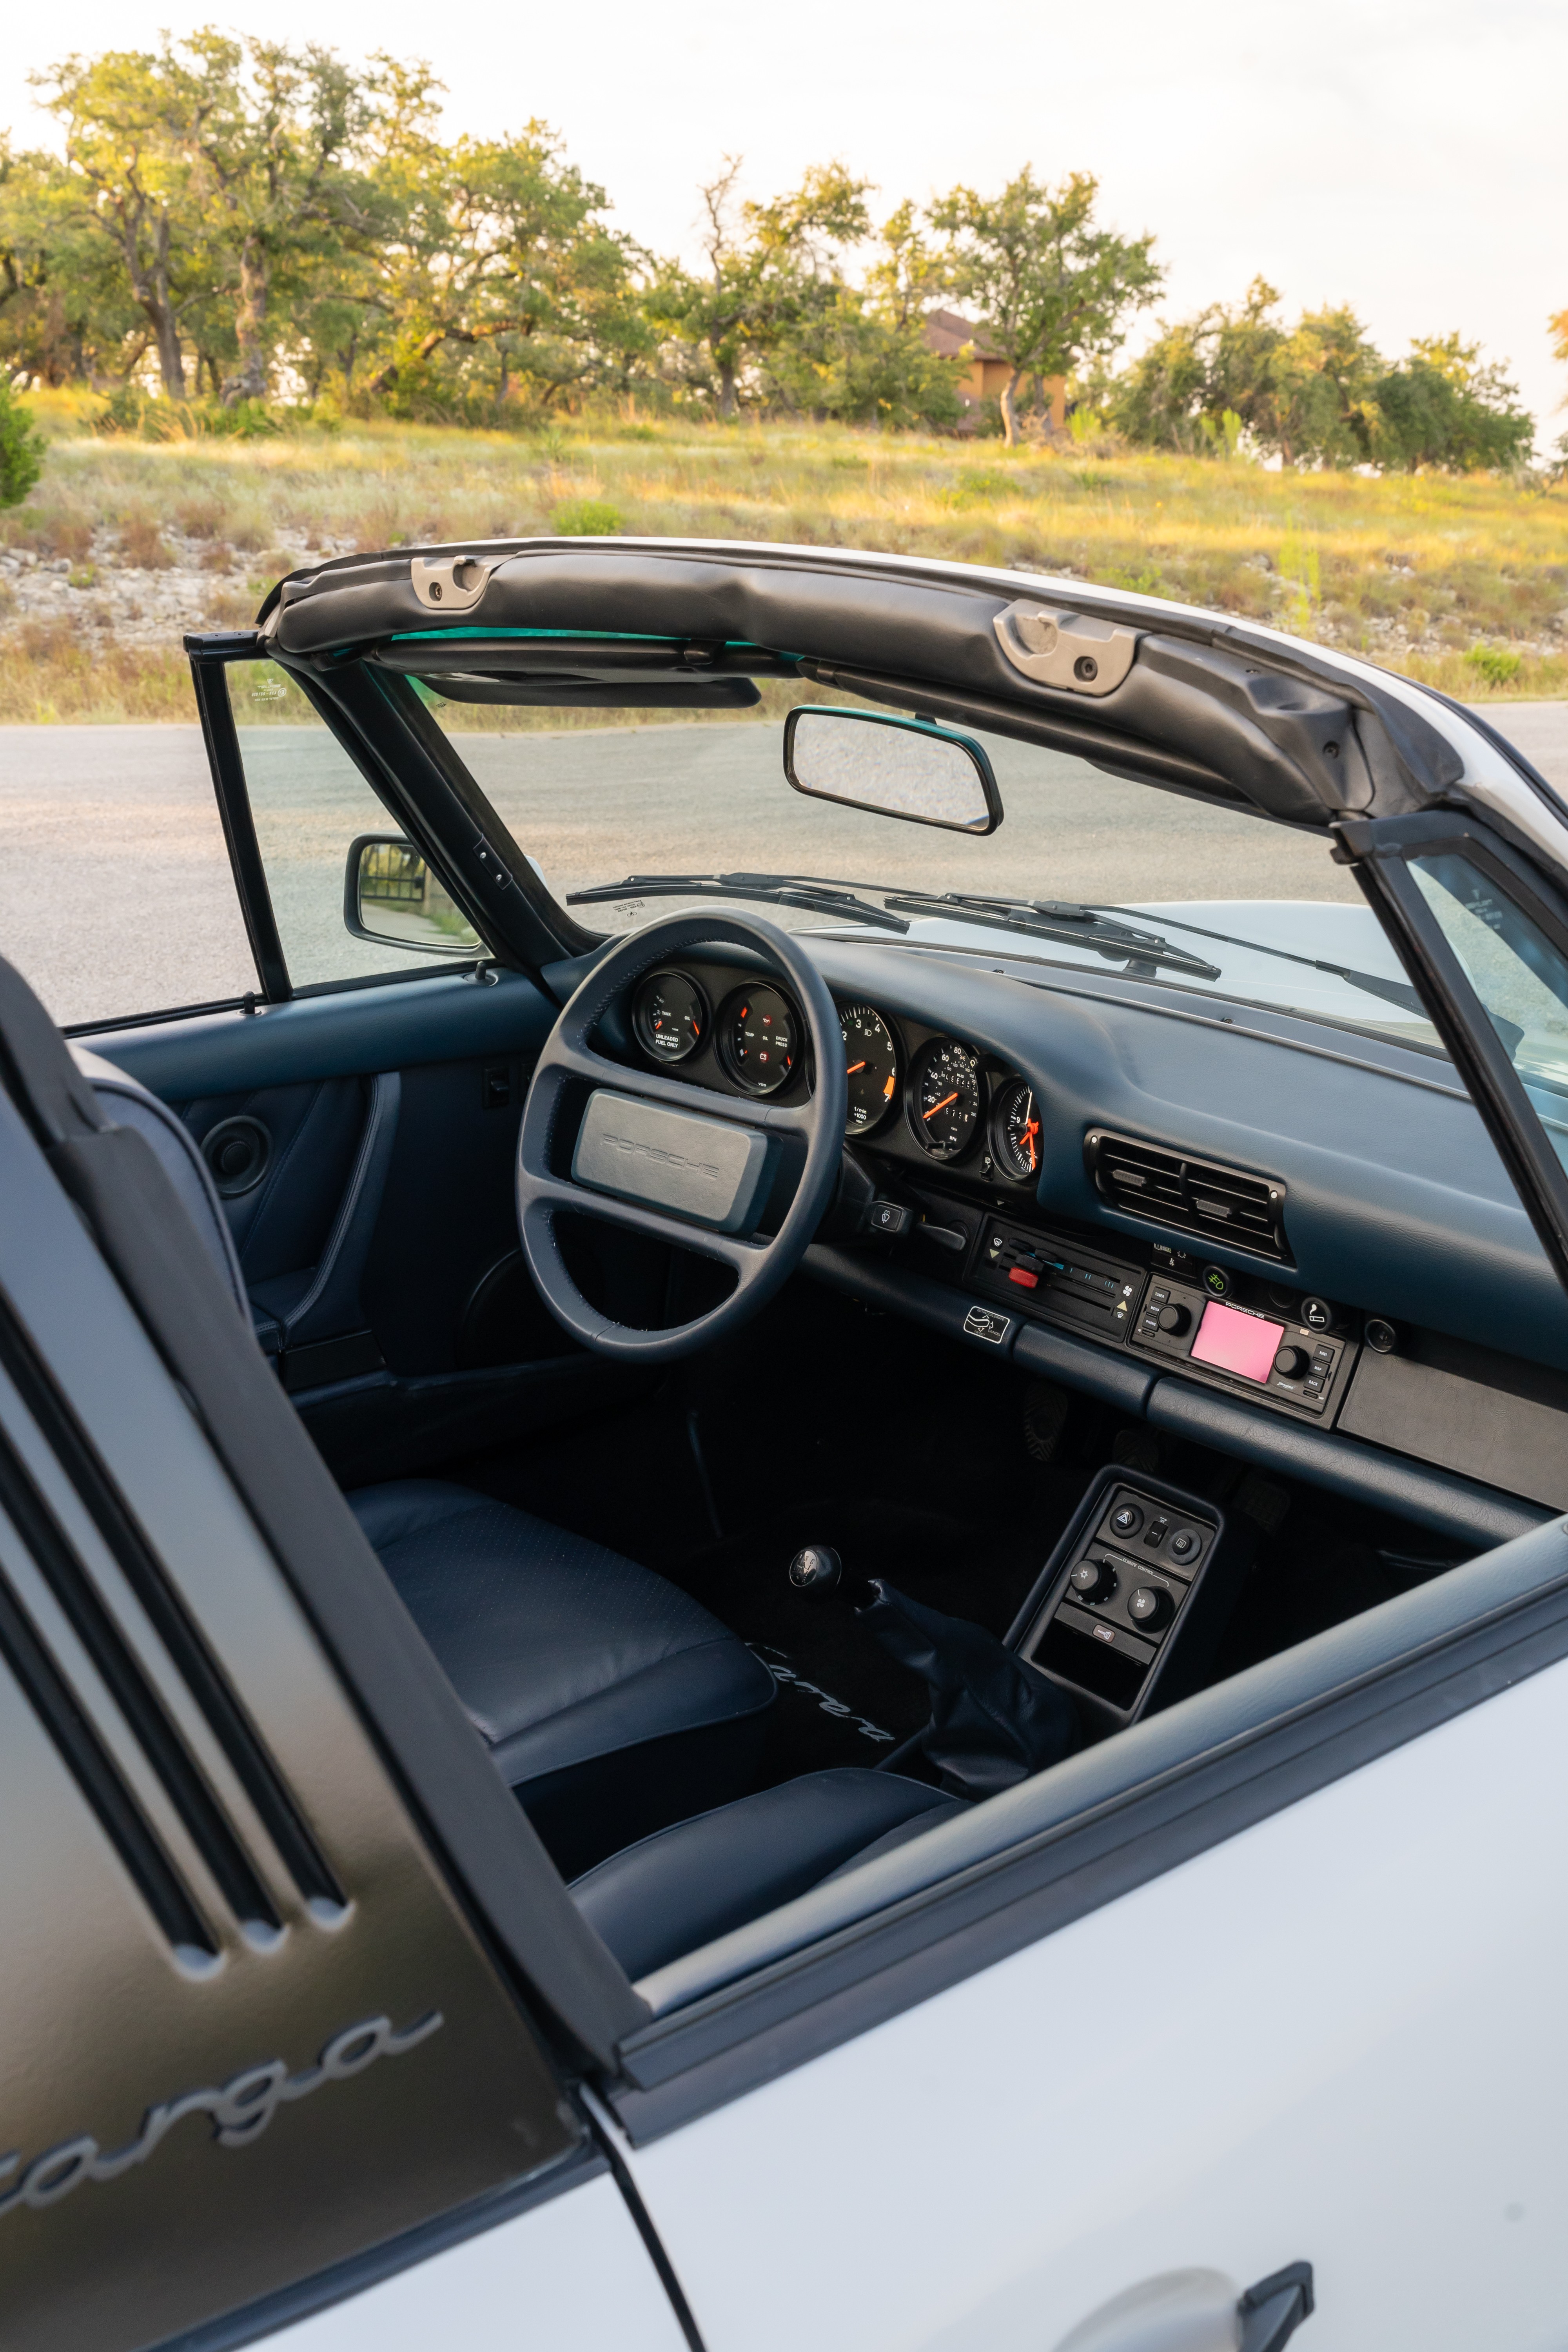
xmin=993 ymin=1078 xmax=1043 ymax=1181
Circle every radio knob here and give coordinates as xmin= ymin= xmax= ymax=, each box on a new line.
xmin=1273 ymin=1345 xmax=1310 ymax=1378
xmin=1157 ymin=1303 xmax=1192 ymax=1337
xmin=1070 ymin=1556 xmax=1117 ymax=1603
xmin=1127 ymin=1583 xmax=1176 ymax=1632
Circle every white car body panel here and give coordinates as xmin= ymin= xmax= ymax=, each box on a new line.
xmin=613 ymin=1649 xmax=1568 ymax=2352
xmin=266 ymin=2170 xmax=688 ymax=2351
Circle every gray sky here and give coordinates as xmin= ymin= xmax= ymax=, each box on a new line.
xmin=6 ymin=0 xmax=1565 ymax=443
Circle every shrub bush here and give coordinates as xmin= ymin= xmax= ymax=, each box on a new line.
xmin=0 ymin=383 xmax=46 ymax=509
xmin=552 ymin=497 xmax=622 ymax=535
xmin=1464 ymin=644 xmax=1524 ymax=688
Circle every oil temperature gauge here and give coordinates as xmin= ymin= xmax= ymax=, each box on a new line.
xmin=992 ymin=1078 xmax=1043 ymax=1181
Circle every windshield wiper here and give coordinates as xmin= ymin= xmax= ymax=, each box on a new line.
xmin=566 ymin=871 xmax=910 ymax=933
xmin=1084 ymin=905 xmax=1428 ymax=1017
xmin=880 ymin=892 xmax=1223 ymax=981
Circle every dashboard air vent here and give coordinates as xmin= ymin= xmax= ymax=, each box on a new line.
xmin=1085 ymin=1131 xmax=1290 ymax=1263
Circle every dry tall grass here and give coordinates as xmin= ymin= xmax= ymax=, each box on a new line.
xmin=2 ymin=397 xmax=1564 ymax=721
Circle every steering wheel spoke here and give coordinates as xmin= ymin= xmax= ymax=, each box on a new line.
xmin=539 ymin=1033 xmax=787 ymax=1135
xmin=516 ymin=911 xmax=848 ymax=1363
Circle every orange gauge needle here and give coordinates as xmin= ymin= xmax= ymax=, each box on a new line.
xmin=846 ymin=1060 xmax=866 ymax=1075
xmin=923 ymin=1091 xmax=958 ymax=1121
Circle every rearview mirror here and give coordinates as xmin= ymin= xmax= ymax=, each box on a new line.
xmin=783 ymin=707 xmax=1002 ymax=835
xmin=344 ymin=835 xmax=485 ymax=956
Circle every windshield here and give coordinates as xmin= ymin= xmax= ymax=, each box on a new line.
xmin=419 ymin=682 xmax=1437 ymax=1056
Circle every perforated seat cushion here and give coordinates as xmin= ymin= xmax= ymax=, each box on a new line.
xmin=348 ymin=1480 xmax=776 ymax=1873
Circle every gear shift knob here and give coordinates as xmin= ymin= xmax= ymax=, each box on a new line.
xmin=788 ymin=1544 xmax=841 ymax=1593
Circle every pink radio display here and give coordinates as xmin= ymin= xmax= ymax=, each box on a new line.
xmin=1189 ymin=1300 xmax=1283 ymax=1384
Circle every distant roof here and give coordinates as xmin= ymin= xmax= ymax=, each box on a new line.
xmin=924 ymin=307 xmax=1004 ymax=361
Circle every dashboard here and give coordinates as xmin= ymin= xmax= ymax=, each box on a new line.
xmin=604 ymin=948 xmax=1568 ymax=1537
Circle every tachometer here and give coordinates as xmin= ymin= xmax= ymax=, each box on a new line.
xmin=992 ymin=1076 xmax=1043 ymax=1181
xmin=632 ymin=969 xmax=709 ymax=1064
xmin=908 ymin=1037 xmax=983 ymax=1161
xmin=722 ymin=985 xmax=799 ymax=1095
xmin=840 ymin=1003 xmax=898 ymax=1136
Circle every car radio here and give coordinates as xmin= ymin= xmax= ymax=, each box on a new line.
xmin=1128 ymin=1277 xmax=1350 ymax=1416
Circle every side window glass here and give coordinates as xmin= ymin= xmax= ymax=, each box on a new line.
xmin=229 ymin=662 xmax=471 ymax=990
xmin=1410 ymin=851 xmax=1568 ymax=1170
xmin=2 ymin=723 xmax=257 ymax=1032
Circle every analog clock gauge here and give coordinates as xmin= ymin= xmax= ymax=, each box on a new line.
xmin=992 ymin=1077 xmax=1044 ymax=1181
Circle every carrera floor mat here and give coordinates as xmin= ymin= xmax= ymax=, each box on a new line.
xmin=669 ymin=1490 xmax=1085 ymax=1784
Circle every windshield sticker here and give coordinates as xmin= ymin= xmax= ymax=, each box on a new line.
xmin=0 ymin=2008 xmax=443 ymax=2223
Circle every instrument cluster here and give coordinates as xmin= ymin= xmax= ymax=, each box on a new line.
xmin=628 ymin=965 xmax=1041 ymax=1186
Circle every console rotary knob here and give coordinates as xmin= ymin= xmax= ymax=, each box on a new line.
xmin=1157 ymin=1303 xmax=1192 ymax=1336
xmin=1273 ymin=1345 xmax=1310 ymax=1379
xmin=1127 ymin=1583 xmax=1176 ymax=1632
xmin=1069 ymin=1556 xmax=1118 ymax=1603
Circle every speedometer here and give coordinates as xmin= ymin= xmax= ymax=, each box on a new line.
xmin=908 ymin=1037 xmax=983 ymax=1161
xmin=840 ymin=1004 xmax=898 ymax=1136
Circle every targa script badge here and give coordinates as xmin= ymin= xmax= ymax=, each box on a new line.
xmin=0 ymin=2007 xmax=443 ymax=2221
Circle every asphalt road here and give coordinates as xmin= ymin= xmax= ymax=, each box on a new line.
xmin=3 ymin=702 xmax=1564 ymax=1033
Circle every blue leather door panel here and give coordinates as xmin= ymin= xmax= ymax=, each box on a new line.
xmin=79 ymin=969 xmax=599 ymax=1466
xmin=82 ymin=969 xmax=557 ymax=1098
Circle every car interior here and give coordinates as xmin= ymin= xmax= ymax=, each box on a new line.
xmin=51 ymin=539 xmax=1568 ymax=1999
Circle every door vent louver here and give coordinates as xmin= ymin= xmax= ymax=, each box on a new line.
xmin=1085 ymin=1131 xmax=1291 ymax=1263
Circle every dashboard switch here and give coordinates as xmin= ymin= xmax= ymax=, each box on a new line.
xmin=1070 ymin=1557 xmax=1118 ymax=1603
xmin=1008 ymin=1266 xmax=1040 ymax=1290
xmin=1110 ymin=1502 xmax=1143 ymax=1539
xmin=866 ymin=1200 xmax=911 ymax=1237
xmin=1127 ymin=1583 xmax=1176 ymax=1632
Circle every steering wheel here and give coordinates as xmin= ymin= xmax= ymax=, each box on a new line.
xmin=516 ymin=910 xmax=848 ymax=1362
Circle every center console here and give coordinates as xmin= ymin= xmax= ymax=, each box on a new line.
xmin=1009 ymin=1467 xmax=1248 ymax=1734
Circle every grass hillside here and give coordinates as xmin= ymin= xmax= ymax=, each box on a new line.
xmin=1 ymin=398 xmax=1564 ymax=722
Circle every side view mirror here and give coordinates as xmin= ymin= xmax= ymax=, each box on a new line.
xmin=783 ymin=706 xmax=1002 ymax=835
xmin=343 ymin=835 xmax=485 ymax=956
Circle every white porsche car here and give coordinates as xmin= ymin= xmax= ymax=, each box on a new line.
xmin=2 ymin=537 xmax=1567 ymax=2352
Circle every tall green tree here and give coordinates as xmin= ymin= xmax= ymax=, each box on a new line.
xmin=358 ymin=111 xmax=641 ymax=414
xmin=176 ymin=34 xmax=383 ymax=403
xmin=929 ymin=168 xmax=1162 ymax=444
xmin=33 ymin=42 xmax=227 ymax=397
xmin=1114 ymin=283 xmax=1533 ymax=470
xmin=761 ymin=204 xmax=964 ymax=426
xmin=0 ymin=137 xmax=136 ymax=387
xmin=655 ymin=159 xmax=873 ymax=417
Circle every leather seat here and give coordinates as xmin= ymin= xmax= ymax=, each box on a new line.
xmin=571 ymin=1768 xmax=966 ymax=1980
xmin=348 ymin=1480 xmax=777 ymax=1877
xmin=74 ymin=1048 xmax=777 ymax=1882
